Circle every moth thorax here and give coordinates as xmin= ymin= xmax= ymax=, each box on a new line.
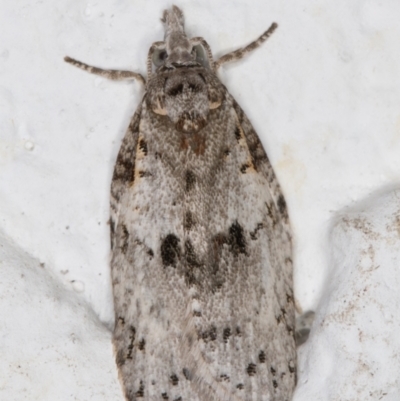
xmin=164 ymin=74 xmax=209 ymax=134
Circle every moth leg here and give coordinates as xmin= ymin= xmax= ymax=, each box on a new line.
xmin=64 ymin=56 xmax=146 ymax=85
xmin=190 ymin=37 xmax=216 ymax=72
xmin=214 ymin=22 xmax=278 ymax=70
xmin=146 ymin=41 xmax=166 ymax=78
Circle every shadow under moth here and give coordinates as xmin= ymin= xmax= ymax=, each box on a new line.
xmin=65 ymin=5 xmax=295 ymax=401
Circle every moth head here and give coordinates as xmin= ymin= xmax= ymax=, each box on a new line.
xmin=148 ymin=69 xmax=224 ymax=127
xmin=147 ymin=7 xmax=224 ymax=127
xmin=151 ymin=44 xmax=210 ymax=70
xmin=147 ymin=67 xmax=226 ymax=132
xmin=151 ymin=6 xmax=210 ymax=71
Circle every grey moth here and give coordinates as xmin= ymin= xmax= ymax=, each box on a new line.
xmin=65 ymin=5 xmax=295 ymax=401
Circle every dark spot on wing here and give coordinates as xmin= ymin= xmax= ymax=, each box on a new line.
xmin=258 ymin=350 xmax=266 ymax=363
xmin=229 ymin=221 xmax=246 ymax=256
xmin=161 ymin=234 xmax=180 ymax=267
xmin=273 ymin=380 xmax=278 ymax=388
xmin=139 ymin=138 xmax=148 ymax=155
xmin=113 ymin=146 xmax=136 ymax=185
xmin=161 ymin=393 xmax=169 ymax=400
xmin=126 ymin=326 xmax=136 ymax=359
xmin=116 ymin=348 xmax=125 ymax=367
xmin=289 ymin=361 xmax=295 ymax=373
xmin=208 ymin=223 xmax=247 ymax=290
xmin=277 ymin=194 xmax=287 ymax=215
xmin=135 ymin=381 xmax=144 ymax=398
xmin=232 ymin=99 xmax=271 ymax=171
xmin=139 ymin=170 xmax=152 ymax=178
xmin=236 ymin=383 xmax=244 ymax=390
xmin=234 ymin=126 xmax=241 ymax=141
xmin=193 ymin=310 xmax=202 ymax=317
xmin=120 ymin=224 xmax=129 ymax=254
xmin=247 ymin=363 xmax=257 ymax=376
xmin=182 ymin=368 xmax=192 ymax=380
xmin=236 ymin=326 xmax=242 ymax=337
xmin=240 ymin=163 xmax=249 ymax=174
xmin=138 ymin=338 xmax=146 ymax=351
xmin=201 ymin=325 xmax=217 ymax=342
xmin=170 ymin=374 xmax=179 ymax=385
xmin=248 ymin=141 xmax=268 ymax=171
xmin=184 ymin=211 xmax=195 ymax=230
xmin=147 ymin=248 xmax=154 ymax=258
xmin=110 ymin=218 xmax=115 ymax=249
xmin=250 ymin=223 xmax=264 ymax=240
xmin=185 ymin=170 xmax=196 ymax=191
xmin=220 ymin=374 xmax=230 ymax=382
xmin=266 ymin=202 xmax=280 ymax=228
xmin=223 ymin=327 xmax=231 ymax=343
xmin=270 ymin=366 xmax=276 ymax=375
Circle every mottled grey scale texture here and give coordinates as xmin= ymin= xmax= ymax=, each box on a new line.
xmin=105 ymin=6 xmax=295 ymax=401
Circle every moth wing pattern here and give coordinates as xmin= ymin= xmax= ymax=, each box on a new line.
xmin=110 ymin=105 xmax=142 ymax=224
xmin=111 ymin=92 xmax=295 ymax=401
xmin=67 ymin=5 xmax=295 ymax=401
xmin=110 ymin=92 xmax=295 ymax=401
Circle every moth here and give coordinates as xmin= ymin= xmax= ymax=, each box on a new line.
xmin=65 ymin=6 xmax=295 ymax=401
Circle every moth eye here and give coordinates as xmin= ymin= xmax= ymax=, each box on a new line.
xmin=152 ymin=48 xmax=168 ymax=67
xmin=192 ymin=45 xmax=209 ymax=68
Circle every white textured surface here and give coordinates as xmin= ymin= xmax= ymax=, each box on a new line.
xmin=295 ymin=187 xmax=400 ymax=400
xmin=1 ymin=0 xmax=400 ymax=399
xmin=0 ymin=229 xmax=122 ymax=400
